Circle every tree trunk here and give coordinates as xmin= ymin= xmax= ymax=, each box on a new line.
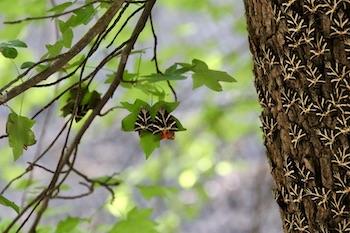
xmin=244 ymin=0 xmax=350 ymax=232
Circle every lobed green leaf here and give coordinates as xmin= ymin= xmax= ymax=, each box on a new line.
xmin=109 ymin=208 xmax=159 ymax=233
xmin=139 ymin=132 xmax=160 ymax=159
xmin=55 ymin=217 xmax=82 ymax=233
xmin=179 ymin=59 xmax=236 ymax=91
xmin=48 ymin=1 xmax=73 ymax=13
xmin=138 ymin=185 xmax=178 ymax=200
xmin=6 ymin=111 xmax=36 ymax=160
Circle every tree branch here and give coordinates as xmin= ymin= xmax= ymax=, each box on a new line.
xmin=4 ymin=0 xmax=104 ymax=24
xmin=3 ymin=1 xmax=157 ymax=232
xmin=0 ymin=0 xmax=126 ymax=105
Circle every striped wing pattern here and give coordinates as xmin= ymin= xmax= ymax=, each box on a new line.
xmin=134 ymin=108 xmax=179 ymax=140
xmin=134 ymin=108 xmax=153 ymax=132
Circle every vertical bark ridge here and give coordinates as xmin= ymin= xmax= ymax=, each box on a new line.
xmin=244 ymin=0 xmax=350 ymax=232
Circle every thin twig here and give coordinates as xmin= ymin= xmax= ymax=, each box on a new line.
xmin=149 ymin=13 xmax=177 ymax=101
xmin=99 ymin=106 xmax=124 ymax=116
xmin=0 ymin=169 xmax=31 ymax=195
xmin=0 ymin=0 xmax=126 ymax=105
xmin=0 ymin=119 xmax=70 ymax=195
xmin=107 ymin=4 xmax=145 ymax=48
xmin=4 ymin=2 xmax=156 ymax=232
xmin=4 ymin=0 xmax=103 ymax=24
xmin=0 ymin=55 xmax=62 ymax=93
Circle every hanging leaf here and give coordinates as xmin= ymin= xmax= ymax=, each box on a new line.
xmin=46 ymin=41 xmax=64 ymax=57
xmin=121 ymin=99 xmax=151 ymax=132
xmin=61 ymin=28 xmax=74 ymax=48
xmin=0 ymin=40 xmax=27 ymax=59
xmin=150 ymin=101 xmax=179 ymax=117
xmin=55 ymin=217 xmax=82 ymax=233
xmin=105 ymin=70 xmax=138 ymax=85
xmin=138 ymin=185 xmax=178 ymax=200
xmin=121 ymin=99 xmax=151 ymax=113
xmin=20 ymin=61 xmax=35 ymax=69
xmin=178 ymin=59 xmax=236 ymax=91
xmin=6 ymin=111 xmax=36 ymax=160
xmin=109 ymin=208 xmax=159 ymax=233
xmin=121 ymin=113 xmax=139 ymax=132
xmin=139 ymin=132 xmax=160 ymax=159
xmin=121 ymin=100 xmax=184 ymax=157
xmin=66 ymin=4 xmax=95 ymax=27
xmin=48 ymin=1 xmax=73 ymax=13
xmin=171 ymin=115 xmax=186 ymax=131
xmin=7 ymin=39 xmax=27 ymax=48
xmin=58 ymin=20 xmax=74 ymax=48
xmin=0 ymin=46 xmax=18 ymax=59
xmin=0 ymin=195 xmax=20 ymax=214
xmin=61 ymin=86 xmax=101 ymax=122
xmin=135 ymin=83 xmax=166 ymax=99
xmin=142 ymin=63 xmax=188 ymax=82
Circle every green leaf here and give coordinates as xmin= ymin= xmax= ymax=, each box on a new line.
xmin=7 ymin=39 xmax=27 ymax=48
xmin=6 ymin=112 xmax=36 ymax=160
xmin=60 ymin=86 xmax=101 ymax=122
xmin=0 ymin=195 xmax=20 ymax=214
xmin=62 ymin=29 xmax=74 ymax=48
xmin=134 ymin=83 xmax=166 ymax=98
xmin=0 ymin=40 xmax=27 ymax=59
xmin=142 ymin=64 xmax=188 ymax=82
xmin=81 ymin=90 xmax=100 ymax=105
xmin=142 ymin=73 xmax=186 ymax=82
xmin=74 ymin=5 xmax=95 ymax=25
xmin=106 ymin=70 xmax=138 ymax=84
xmin=58 ymin=20 xmax=69 ymax=33
xmin=109 ymin=208 xmax=158 ymax=233
xmin=91 ymin=176 xmax=121 ymax=187
xmin=0 ymin=47 xmax=18 ymax=59
xmin=48 ymin=1 xmax=73 ymax=13
xmin=150 ymin=101 xmax=179 ymax=117
xmin=121 ymin=100 xmax=151 ymax=132
xmin=121 ymin=99 xmax=150 ymax=113
xmin=192 ymin=72 xmax=223 ymax=91
xmin=140 ymin=132 xmax=160 ymax=159
xmin=15 ymin=178 xmax=37 ymax=190
xmin=138 ymin=185 xmax=177 ymax=200
xmin=20 ymin=61 xmax=35 ymax=69
xmin=171 ymin=116 xmax=186 ymax=131
xmin=179 ymin=59 xmax=236 ymax=91
xmin=55 ymin=217 xmax=82 ymax=233
xmin=121 ymin=113 xmax=138 ymax=132
xmin=66 ymin=5 xmax=95 ymax=27
xmin=64 ymin=55 xmax=86 ymax=70
xmin=58 ymin=20 xmax=73 ymax=48
xmin=46 ymin=41 xmax=63 ymax=57
xmin=37 ymin=226 xmax=54 ymax=233
xmin=35 ymin=64 xmax=50 ymax=72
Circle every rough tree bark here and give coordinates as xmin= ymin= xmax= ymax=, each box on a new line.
xmin=244 ymin=0 xmax=350 ymax=232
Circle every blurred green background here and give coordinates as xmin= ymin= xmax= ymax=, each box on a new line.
xmin=0 ymin=0 xmax=282 ymax=232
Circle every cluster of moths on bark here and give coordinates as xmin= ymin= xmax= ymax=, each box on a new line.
xmin=244 ymin=0 xmax=350 ymax=232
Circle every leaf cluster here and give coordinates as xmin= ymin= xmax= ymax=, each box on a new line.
xmin=61 ymin=86 xmax=101 ymax=122
xmin=121 ymin=99 xmax=185 ymax=158
xmin=0 ymin=40 xmax=27 ymax=59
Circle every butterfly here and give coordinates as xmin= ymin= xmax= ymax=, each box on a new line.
xmin=134 ymin=108 xmax=179 ymax=140
xmin=152 ymin=108 xmax=178 ymax=140
xmin=134 ymin=108 xmax=153 ymax=133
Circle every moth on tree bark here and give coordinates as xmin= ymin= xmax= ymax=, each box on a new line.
xmin=244 ymin=0 xmax=350 ymax=232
